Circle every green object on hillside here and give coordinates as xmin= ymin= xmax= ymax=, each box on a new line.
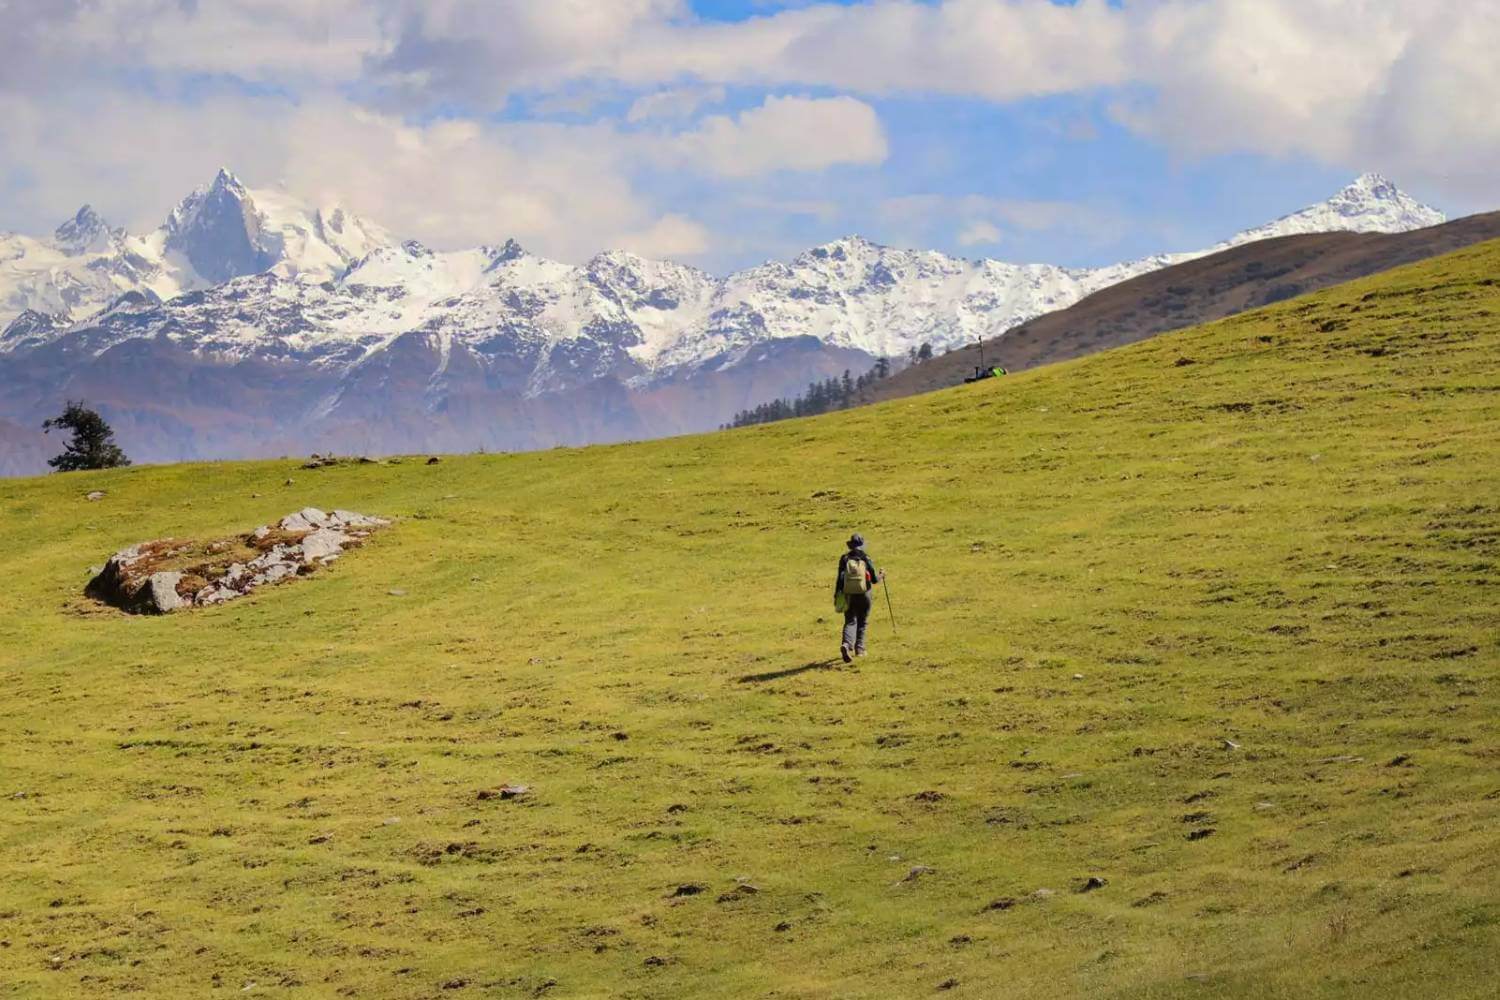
xmin=2 ymin=240 xmax=1499 ymax=997
xmin=963 ymin=363 xmax=1007 ymax=384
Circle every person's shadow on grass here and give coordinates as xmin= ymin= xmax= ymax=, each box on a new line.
xmin=737 ymin=658 xmax=842 ymax=684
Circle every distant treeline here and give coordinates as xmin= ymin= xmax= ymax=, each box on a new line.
xmin=724 ymin=342 xmax=934 ymax=429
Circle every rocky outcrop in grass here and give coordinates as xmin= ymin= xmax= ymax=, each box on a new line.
xmin=86 ymin=507 xmax=388 ymax=614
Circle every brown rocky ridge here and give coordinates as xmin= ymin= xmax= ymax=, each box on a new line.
xmin=85 ymin=507 xmax=388 ymax=614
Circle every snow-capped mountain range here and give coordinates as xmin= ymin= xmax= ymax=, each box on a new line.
xmin=0 ymin=170 xmax=389 ymax=335
xmin=1 ymin=170 xmax=1444 ymax=368
xmin=0 ymin=171 xmax=1447 ymax=472
xmin=1219 ymin=173 xmax=1444 ymax=249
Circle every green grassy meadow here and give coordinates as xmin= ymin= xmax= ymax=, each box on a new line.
xmin=1 ymin=241 xmax=1498 ymax=999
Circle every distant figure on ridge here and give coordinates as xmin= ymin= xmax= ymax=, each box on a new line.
xmin=835 ymin=533 xmax=882 ymax=662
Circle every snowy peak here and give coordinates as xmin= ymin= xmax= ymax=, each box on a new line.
xmin=1325 ymin=172 xmax=1444 ymax=228
xmin=312 ymin=205 xmax=391 ymax=266
xmin=794 ymin=235 xmax=883 ymax=266
xmin=0 ymin=168 xmax=398 ymax=330
xmin=164 ymin=168 xmax=276 ymax=283
xmin=160 ymin=168 xmax=395 ymax=287
xmin=1223 ymin=173 xmax=1444 ymax=249
xmin=165 ymin=168 xmax=248 ymax=234
xmin=262 ymin=197 xmax=390 ymax=280
xmin=53 ymin=205 xmax=122 ymax=256
xmin=583 ymin=250 xmax=718 ymax=361
xmin=1350 ymin=171 xmax=1398 ymax=195
xmin=0 ymin=309 xmax=63 ymax=353
xmin=585 ymin=248 xmax=714 ymax=300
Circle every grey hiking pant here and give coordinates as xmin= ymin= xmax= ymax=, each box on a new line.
xmin=842 ymin=594 xmax=872 ymax=652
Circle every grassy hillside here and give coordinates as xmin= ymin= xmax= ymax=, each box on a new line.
xmin=872 ymin=210 xmax=1500 ymax=404
xmin=2 ymin=240 xmax=1498 ymax=999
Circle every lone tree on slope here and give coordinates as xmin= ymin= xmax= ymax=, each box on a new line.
xmin=42 ymin=401 xmax=131 ymax=472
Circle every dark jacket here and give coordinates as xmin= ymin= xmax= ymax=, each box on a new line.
xmin=835 ymin=548 xmax=880 ymax=599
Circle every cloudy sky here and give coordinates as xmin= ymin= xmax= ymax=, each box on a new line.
xmin=1 ymin=0 xmax=1496 ymax=273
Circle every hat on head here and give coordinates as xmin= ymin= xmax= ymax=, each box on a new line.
xmin=848 ymin=533 xmax=864 ymax=549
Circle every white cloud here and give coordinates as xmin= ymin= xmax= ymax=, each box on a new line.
xmin=367 ymin=0 xmax=692 ymax=109
xmin=1348 ymin=5 xmax=1500 ymax=205
xmin=957 ymin=221 xmax=1003 ymax=247
xmin=4 ymin=0 xmax=1500 ymax=267
xmin=0 ymin=89 xmax=887 ymax=269
xmin=1104 ymin=0 xmax=1500 ymax=208
xmin=1114 ymin=0 xmax=1417 ymax=162
xmin=627 ymin=85 xmax=727 ymax=123
xmin=272 ymin=108 xmax=658 ymax=259
xmin=360 ymin=0 xmax=1499 ymax=208
xmin=0 ymin=91 xmax=701 ymax=264
xmin=882 ymin=193 xmax=1129 ymax=251
xmin=0 ymin=5 xmax=894 ymax=264
xmin=0 ymin=0 xmax=381 ymax=94
xmin=582 ymin=0 xmax=1133 ymax=103
xmin=669 ymin=95 xmax=888 ymax=177
xmin=616 ymin=214 xmax=712 ymax=258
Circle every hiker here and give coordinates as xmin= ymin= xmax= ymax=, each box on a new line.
xmin=834 ymin=533 xmax=882 ymax=662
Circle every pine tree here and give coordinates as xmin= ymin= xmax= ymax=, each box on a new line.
xmin=42 ymin=401 xmax=130 ymax=472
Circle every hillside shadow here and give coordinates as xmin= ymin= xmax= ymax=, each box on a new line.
xmin=737 ymin=658 xmax=841 ymax=684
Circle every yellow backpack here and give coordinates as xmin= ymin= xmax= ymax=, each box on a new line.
xmin=842 ymin=557 xmax=871 ymax=596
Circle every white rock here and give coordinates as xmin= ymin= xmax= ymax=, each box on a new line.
xmin=300 ymin=528 xmax=347 ymax=563
xmin=261 ymin=562 xmax=295 ymax=584
xmin=144 ymin=572 xmax=183 ymax=613
xmin=249 ymin=544 xmax=295 ymax=571
xmin=197 ymin=586 xmax=232 ymax=605
xmin=332 ymin=509 xmax=381 ymax=527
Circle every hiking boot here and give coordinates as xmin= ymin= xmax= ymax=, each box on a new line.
xmin=840 ymin=643 xmax=853 ymax=663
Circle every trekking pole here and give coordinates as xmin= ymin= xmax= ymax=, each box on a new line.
xmin=882 ymin=571 xmax=897 ymax=635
